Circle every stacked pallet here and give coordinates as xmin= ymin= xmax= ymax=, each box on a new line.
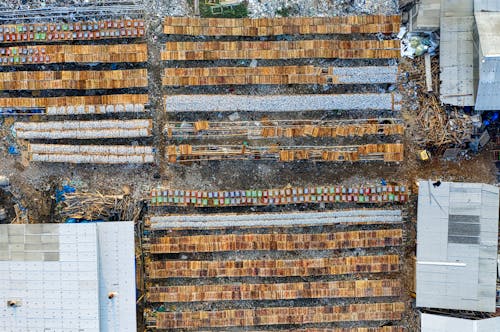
xmin=15 ymin=119 xmax=152 ymax=140
xmin=150 ymin=185 xmax=408 ymax=207
xmin=147 ymin=210 xmax=404 ymax=229
xmin=165 ymin=143 xmax=403 ymax=162
xmin=0 ymin=19 xmax=145 ymax=43
xmin=163 ymin=65 xmax=398 ymax=86
xmin=0 ymin=69 xmax=147 ymax=90
xmin=147 ymin=255 xmax=399 ymax=279
xmin=154 ymin=302 xmax=405 ymax=329
xmin=0 ymin=44 xmax=147 ymax=65
xmin=165 ymin=119 xmax=404 ymax=139
xmin=162 ymin=40 xmax=400 ymax=61
xmin=150 ymin=229 xmax=402 ymax=253
xmin=148 ymin=279 xmax=401 ymax=302
xmin=163 ymin=15 xmax=401 ymax=36
xmin=28 ymin=144 xmax=154 ymax=164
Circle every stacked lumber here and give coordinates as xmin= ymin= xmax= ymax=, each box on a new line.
xmin=163 ymin=65 xmax=398 ymax=86
xmin=165 ymin=119 xmax=404 ymax=139
xmin=150 ymin=229 xmax=403 ymax=253
xmin=147 ymin=255 xmax=399 ymax=278
xmin=15 ymin=119 xmax=152 ymax=140
xmin=0 ymin=94 xmax=148 ymax=109
xmin=162 ymin=40 xmax=400 ymax=61
xmin=163 ymin=15 xmax=401 ymax=36
xmin=0 ymin=44 xmax=147 ymax=65
xmin=28 ymin=144 xmax=154 ymax=164
xmin=0 ymin=19 xmax=145 ymax=44
xmin=165 ymin=143 xmax=403 ymax=162
xmin=148 ymin=279 xmax=402 ymax=302
xmin=150 ymin=184 xmax=409 ymax=207
xmin=0 ymin=69 xmax=147 ymax=90
xmin=154 ymin=302 xmax=406 ymax=329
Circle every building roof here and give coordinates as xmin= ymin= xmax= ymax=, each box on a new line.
xmin=439 ymin=16 xmax=475 ymax=106
xmin=421 ymin=313 xmax=500 ymax=332
xmin=475 ymin=12 xmax=500 ymax=58
xmin=416 ymin=181 xmax=499 ymax=312
xmin=441 ymin=0 xmax=474 ymax=16
xmin=411 ymin=0 xmax=441 ymax=31
xmin=0 ymin=222 xmax=136 ymax=332
xmin=475 ymin=0 xmax=500 ymax=12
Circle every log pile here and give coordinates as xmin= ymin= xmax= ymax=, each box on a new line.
xmin=147 ymin=255 xmax=399 ymax=279
xmin=149 ymin=229 xmax=403 ymax=253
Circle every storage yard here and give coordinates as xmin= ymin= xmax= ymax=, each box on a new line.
xmin=0 ymin=0 xmax=499 ymax=331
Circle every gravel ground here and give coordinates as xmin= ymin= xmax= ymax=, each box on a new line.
xmin=247 ymin=0 xmax=399 ymax=17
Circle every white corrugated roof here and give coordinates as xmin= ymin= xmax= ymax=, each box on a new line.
xmin=421 ymin=313 xmax=500 ymax=332
xmin=416 ymin=181 xmax=499 ymax=312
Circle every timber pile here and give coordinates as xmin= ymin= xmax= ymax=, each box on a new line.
xmin=415 ymin=94 xmax=473 ymax=146
xmin=147 ymin=255 xmax=399 ymax=278
xmin=58 ymin=191 xmax=135 ymax=221
xmin=147 ymin=279 xmax=402 ymax=302
xmin=0 ymin=19 xmax=145 ymax=43
xmin=165 ymin=143 xmax=404 ymax=163
xmin=0 ymin=44 xmax=147 ymax=65
xmin=163 ymin=65 xmax=398 ymax=86
xmin=162 ymin=40 xmax=400 ymax=61
xmin=154 ymin=302 xmax=406 ymax=329
xmin=149 ymin=229 xmax=403 ymax=253
xmin=0 ymin=69 xmax=147 ymax=90
xmin=165 ymin=119 xmax=404 ymax=139
xmin=163 ymin=15 xmax=401 ymax=36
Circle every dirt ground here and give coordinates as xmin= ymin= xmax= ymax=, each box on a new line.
xmin=0 ymin=1 xmax=498 ymax=331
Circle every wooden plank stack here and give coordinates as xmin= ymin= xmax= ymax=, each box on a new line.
xmin=163 ymin=15 xmax=401 ymax=36
xmin=0 ymin=69 xmax=147 ymax=90
xmin=149 ymin=229 xmax=403 ymax=253
xmin=148 ymin=279 xmax=402 ymax=302
xmin=147 ymin=255 xmax=399 ymax=279
xmin=163 ymin=64 xmax=398 ymax=86
xmin=162 ymin=40 xmax=400 ymax=61
xmin=154 ymin=302 xmax=406 ymax=329
xmin=0 ymin=19 xmax=145 ymax=44
xmin=0 ymin=44 xmax=147 ymax=65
